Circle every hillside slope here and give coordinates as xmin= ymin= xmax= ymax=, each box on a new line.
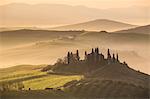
xmin=64 ymin=79 xmax=149 ymax=98
xmin=115 ymin=25 xmax=150 ymax=34
xmin=0 ymin=64 xmax=82 ymax=91
xmin=0 ymin=29 xmax=83 ymax=49
xmin=52 ymin=19 xmax=137 ymax=31
xmin=61 ymin=57 xmax=149 ymax=98
xmin=88 ymin=64 xmax=149 ymax=87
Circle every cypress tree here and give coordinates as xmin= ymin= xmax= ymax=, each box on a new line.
xmin=84 ymin=51 xmax=87 ymax=60
xmin=113 ymin=53 xmax=115 ymax=62
xmin=85 ymin=51 xmax=87 ymax=56
xmin=116 ymin=53 xmax=119 ymax=61
xmin=107 ymin=49 xmax=111 ymax=59
xmin=76 ymin=50 xmax=80 ymax=61
xmin=97 ymin=48 xmax=99 ymax=54
xmin=92 ymin=48 xmax=94 ymax=53
xmin=95 ymin=48 xmax=97 ymax=53
xmin=67 ymin=52 xmax=70 ymax=64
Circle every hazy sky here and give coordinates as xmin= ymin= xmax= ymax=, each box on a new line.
xmin=0 ymin=0 xmax=149 ymax=26
xmin=0 ymin=0 xmax=149 ymax=9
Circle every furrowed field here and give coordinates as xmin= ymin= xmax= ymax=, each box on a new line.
xmin=0 ymin=65 xmax=82 ymax=90
xmin=23 ymin=75 xmax=82 ymax=90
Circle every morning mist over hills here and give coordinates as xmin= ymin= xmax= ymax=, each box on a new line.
xmin=0 ymin=3 xmax=149 ymax=27
xmin=0 ymin=19 xmax=138 ymax=32
xmin=0 ymin=24 xmax=149 ymax=74
xmin=0 ymin=2 xmax=149 ymax=74
xmin=52 ymin=19 xmax=137 ymax=31
xmin=0 ymin=0 xmax=149 ymax=98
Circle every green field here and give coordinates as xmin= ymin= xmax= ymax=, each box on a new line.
xmin=0 ymin=65 xmax=82 ymax=90
xmin=23 ymin=75 xmax=82 ymax=90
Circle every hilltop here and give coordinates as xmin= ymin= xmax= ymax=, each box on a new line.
xmin=52 ymin=19 xmax=137 ymax=32
xmin=43 ymin=48 xmax=149 ymax=98
xmin=44 ymin=48 xmax=149 ymax=86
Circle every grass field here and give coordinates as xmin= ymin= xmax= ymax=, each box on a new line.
xmin=0 ymin=65 xmax=82 ymax=90
xmin=0 ymin=65 xmax=46 ymax=82
xmin=23 ymin=75 xmax=82 ymax=90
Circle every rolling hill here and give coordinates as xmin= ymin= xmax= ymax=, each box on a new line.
xmin=52 ymin=19 xmax=137 ymax=31
xmin=0 ymin=64 xmax=82 ymax=90
xmin=59 ymin=49 xmax=149 ymax=98
xmin=56 ymin=48 xmax=149 ymax=98
xmin=0 ymin=29 xmax=149 ymax=74
xmin=0 ymin=3 xmax=148 ymax=27
xmin=115 ymin=25 xmax=150 ymax=34
xmin=0 ymin=29 xmax=83 ymax=49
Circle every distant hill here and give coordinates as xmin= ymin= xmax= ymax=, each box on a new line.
xmin=52 ymin=19 xmax=137 ymax=32
xmin=0 ymin=3 xmax=148 ymax=27
xmin=0 ymin=27 xmax=43 ymax=32
xmin=0 ymin=29 xmax=83 ymax=49
xmin=115 ymin=25 xmax=150 ymax=34
xmin=1 ymin=29 xmax=149 ymax=73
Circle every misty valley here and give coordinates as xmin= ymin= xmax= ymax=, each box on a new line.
xmin=0 ymin=23 xmax=150 ymax=99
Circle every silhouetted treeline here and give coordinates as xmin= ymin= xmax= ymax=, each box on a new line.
xmin=44 ymin=48 xmax=128 ymax=73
